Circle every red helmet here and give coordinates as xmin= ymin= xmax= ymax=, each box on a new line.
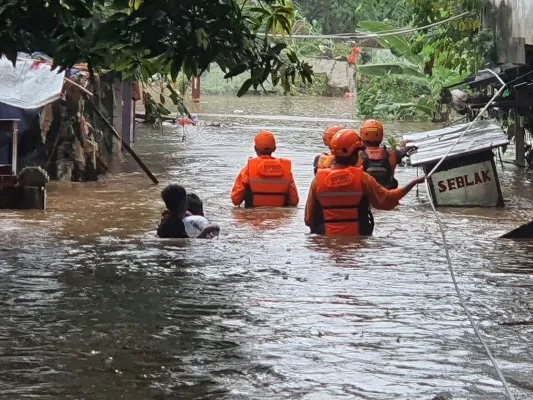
xmin=359 ymin=119 xmax=384 ymax=143
xmin=322 ymin=124 xmax=345 ymax=148
xmin=330 ymin=129 xmax=364 ymax=157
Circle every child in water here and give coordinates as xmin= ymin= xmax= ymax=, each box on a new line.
xmin=157 ymin=184 xmax=219 ymax=239
xmin=186 ymin=193 xmax=204 ymax=216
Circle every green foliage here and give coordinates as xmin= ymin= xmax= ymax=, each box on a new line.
xmin=296 ymin=0 xmax=410 ymax=34
xmin=0 ymin=0 xmax=313 ymax=98
xmin=332 ymin=42 xmax=355 ymax=59
xmin=357 ymin=74 xmax=431 ymax=120
xmin=408 ymin=0 xmax=492 ymax=74
xmin=357 ymin=19 xmax=470 ymax=120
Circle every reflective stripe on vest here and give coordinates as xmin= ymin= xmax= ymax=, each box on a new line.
xmin=248 ymin=157 xmax=292 ymax=207
xmin=317 ymin=191 xmax=362 ymax=198
xmin=315 ymin=166 xmax=363 ymax=236
xmin=249 ymin=178 xmax=291 ymax=186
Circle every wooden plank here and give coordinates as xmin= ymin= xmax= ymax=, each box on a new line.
xmin=11 ymin=121 xmax=17 ymax=175
xmin=497 ymin=37 xmax=526 ymax=64
xmin=121 ymin=80 xmax=132 ymax=146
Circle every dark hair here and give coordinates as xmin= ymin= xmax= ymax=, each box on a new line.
xmin=161 ymin=184 xmax=187 ymax=214
xmin=187 ymin=193 xmax=204 ymax=216
xmin=335 ymin=153 xmax=359 ymax=166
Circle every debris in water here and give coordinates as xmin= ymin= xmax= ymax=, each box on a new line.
xmin=501 ymin=220 xmax=533 ymax=239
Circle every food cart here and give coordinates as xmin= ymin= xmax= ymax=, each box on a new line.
xmin=403 ymin=119 xmax=509 ymax=207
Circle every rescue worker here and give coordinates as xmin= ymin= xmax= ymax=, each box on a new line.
xmin=313 ymin=124 xmax=344 ymax=175
xmin=305 ymin=129 xmax=425 ymax=236
xmin=231 ymin=130 xmax=299 ymax=208
xmin=357 ymin=119 xmax=410 ymax=189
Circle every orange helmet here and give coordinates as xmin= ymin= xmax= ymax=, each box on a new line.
xmin=359 ymin=119 xmax=384 ymax=143
xmin=322 ymin=124 xmax=345 ymax=147
xmin=254 ymin=130 xmax=276 ymax=152
xmin=330 ymin=128 xmax=364 ymax=157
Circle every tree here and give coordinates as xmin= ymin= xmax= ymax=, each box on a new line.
xmin=0 ymin=0 xmax=313 ymax=96
xmin=408 ymin=0 xmax=493 ymax=75
xmin=296 ymin=0 xmax=410 ymax=34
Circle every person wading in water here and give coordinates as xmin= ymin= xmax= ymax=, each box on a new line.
xmin=357 ymin=119 xmax=411 ymax=189
xmin=231 ymin=130 xmax=299 ymax=208
xmin=313 ymin=124 xmax=344 ymax=175
xmin=305 ymin=129 xmax=425 ymax=236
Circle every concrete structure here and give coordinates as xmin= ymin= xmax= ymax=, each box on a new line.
xmin=486 ymin=0 xmax=533 ymax=64
xmin=302 ymin=58 xmax=356 ymax=97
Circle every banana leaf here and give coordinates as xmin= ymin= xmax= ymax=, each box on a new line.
xmin=357 ymin=63 xmax=429 ymax=87
xmin=357 ymin=20 xmax=423 ymax=65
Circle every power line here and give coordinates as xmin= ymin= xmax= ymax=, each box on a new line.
xmin=424 ymin=69 xmax=516 ymax=400
xmin=257 ymin=11 xmax=475 ymax=40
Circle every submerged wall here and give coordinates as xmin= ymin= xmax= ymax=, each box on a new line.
xmin=302 ymin=58 xmax=355 ymax=97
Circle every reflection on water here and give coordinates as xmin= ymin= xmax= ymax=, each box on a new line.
xmin=1 ymin=95 xmax=533 ymax=399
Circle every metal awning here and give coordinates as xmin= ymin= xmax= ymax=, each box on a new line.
xmin=403 ymin=119 xmax=509 ymax=166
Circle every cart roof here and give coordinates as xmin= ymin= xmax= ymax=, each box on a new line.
xmin=403 ymin=119 xmax=509 ymax=166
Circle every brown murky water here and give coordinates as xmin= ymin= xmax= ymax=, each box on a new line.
xmin=1 ymin=95 xmax=533 ymax=399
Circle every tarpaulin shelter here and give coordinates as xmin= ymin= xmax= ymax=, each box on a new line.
xmin=0 ymin=55 xmax=65 ymax=166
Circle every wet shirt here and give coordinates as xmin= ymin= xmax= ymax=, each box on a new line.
xmin=304 ymin=168 xmax=408 ymax=228
xmin=157 ymin=213 xmax=188 ymax=238
xmin=231 ymin=155 xmax=299 ymax=206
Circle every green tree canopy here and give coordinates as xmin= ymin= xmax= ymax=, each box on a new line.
xmin=296 ymin=0 xmax=409 ymax=34
xmin=0 ymin=0 xmax=313 ymax=95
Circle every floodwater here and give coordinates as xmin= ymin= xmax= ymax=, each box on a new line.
xmin=1 ymin=95 xmax=533 ymax=399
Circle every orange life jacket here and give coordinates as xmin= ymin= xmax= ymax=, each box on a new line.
xmin=247 ymin=157 xmax=292 ymax=207
xmin=359 ymin=147 xmax=396 ymax=189
xmin=315 ymin=166 xmax=364 ymax=235
xmin=317 ymin=153 xmax=335 ymax=170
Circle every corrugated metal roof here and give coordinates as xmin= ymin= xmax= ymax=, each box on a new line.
xmin=403 ymin=119 xmax=509 ymax=166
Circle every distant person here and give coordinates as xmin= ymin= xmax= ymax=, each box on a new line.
xmin=231 ymin=130 xmax=299 ymax=208
xmin=313 ymin=124 xmax=344 ymax=175
xmin=357 ymin=119 xmax=410 ymax=189
xmin=305 ymin=129 xmax=424 ymax=236
xmin=157 ymin=184 xmax=219 ymax=238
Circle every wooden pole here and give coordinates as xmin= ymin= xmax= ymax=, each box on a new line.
xmin=515 ymin=114 xmax=525 ymax=166
xmin=65 ymin=78 xmax=159 ymax=185
xmin=91 ymin=102 xmax=159 ymax=184
xmin=192 ymin=76 xmax=200 ymax=103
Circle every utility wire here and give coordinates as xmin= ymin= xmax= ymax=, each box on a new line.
xmin=258 ymin=11 xmax=475 ymax=40
xmin=424 ymin=69 xmax=515 ymax=400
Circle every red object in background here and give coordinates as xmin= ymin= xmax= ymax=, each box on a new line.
xmin=177 ymin=118 xmax=196 ymax=126
xmin=347 ymin=47 xmax=361 ymax=65
xmin=344 ymin=92 xmax=354 ymax=99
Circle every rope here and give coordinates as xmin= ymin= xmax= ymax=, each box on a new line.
xmin=423 ymin=69 xmax=515 ymax=400
xmin=258 ymin=11 xmax=474 ymax=40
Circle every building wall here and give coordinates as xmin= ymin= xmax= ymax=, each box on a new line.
xmin=487 ymin=0 xmax=533 ymax=45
